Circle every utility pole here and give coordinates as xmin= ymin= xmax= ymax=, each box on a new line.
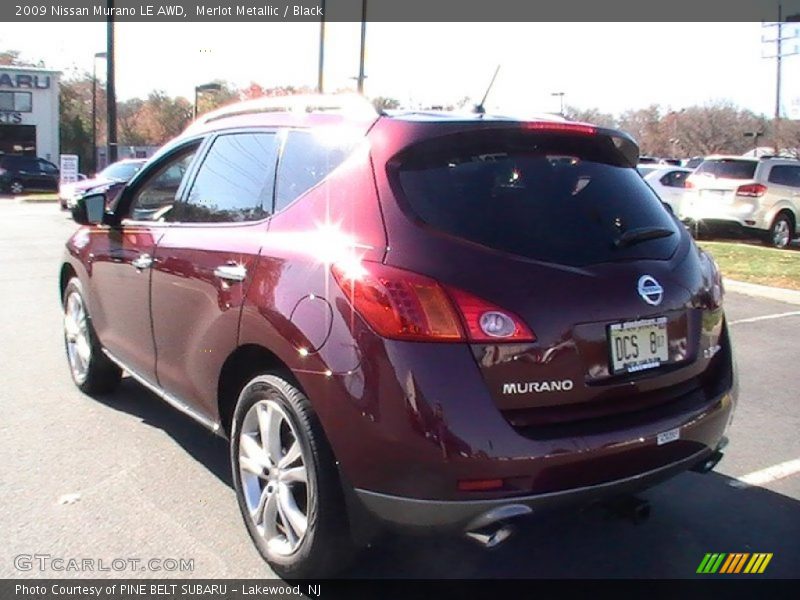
xmin=762 ymin=3 xmax=799 ymax=120
xmin=106 ymin=0 xmax=117 ymax=163
xmin=317 ymin=0 xmax=326 ymax=93
xmin=357 ymin=0 xmax=367 ymax=94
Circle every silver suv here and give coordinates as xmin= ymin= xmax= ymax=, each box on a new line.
xmin=679 ymin=155 xmax=799 ymax=248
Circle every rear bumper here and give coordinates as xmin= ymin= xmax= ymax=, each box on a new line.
xmin=355 ymin=445 xmax=716 ymax=530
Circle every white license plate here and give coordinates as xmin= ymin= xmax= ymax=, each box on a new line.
xmin=657 ymin=428 xmax=680 ymax=446
xmin=608 ymin=317 xmax=669 ymax=374
xmin=700 ymin=189 xmax=733 ymax=203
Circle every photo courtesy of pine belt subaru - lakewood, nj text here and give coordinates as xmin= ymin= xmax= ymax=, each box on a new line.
xmin=60 ymin=94 xmax=736 ymax=578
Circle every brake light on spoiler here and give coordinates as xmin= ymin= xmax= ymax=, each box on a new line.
xmin=524 ymin=122 xmax=597 ymax=135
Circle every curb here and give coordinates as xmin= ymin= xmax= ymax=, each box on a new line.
xmin=724 ymin=278 xmax=800 ymax=306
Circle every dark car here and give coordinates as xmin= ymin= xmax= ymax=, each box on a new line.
xmin=0 ymin=154 xmax=59 ymax=194
xmin=59 ymin=159 xmax=146 ymax=210
xmin=60 ymin=95 xmax=736 ymax=578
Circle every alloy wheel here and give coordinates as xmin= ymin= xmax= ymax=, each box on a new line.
xmin=10 ymin=181 xmax=23 ymax=195
xmin=238 ymin=399 xmax=311 ymax=557
xmin=64 ymin=291 xmax=91 ymax=383
xmin=773 ymin=219 xmax=791 ymax=248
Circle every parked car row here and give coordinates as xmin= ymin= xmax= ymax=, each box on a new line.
xmin=638 ymin=155 xmax=800 ymax=249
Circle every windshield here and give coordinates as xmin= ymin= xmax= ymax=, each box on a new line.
xmin=394 ymin=130 xmax=679 ymax=267
xmin=100 ymin=161 xmax=143 ymax=181
xmin=695 ymin=159 xmax=757 ymax=180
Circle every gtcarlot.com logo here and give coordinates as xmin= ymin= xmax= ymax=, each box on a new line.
xmin=696 ymin=552 xmax=773 ymax=574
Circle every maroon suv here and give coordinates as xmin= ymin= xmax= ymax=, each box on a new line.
xmin=61 ymin=96 xmax=736 ymax=578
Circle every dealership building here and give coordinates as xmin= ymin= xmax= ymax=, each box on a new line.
xmin=0 ymin=65 xmax=60 ymax=162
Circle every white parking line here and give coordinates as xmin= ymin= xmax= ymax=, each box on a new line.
xmin=729 ymin=458 xmax=800 ymax=488
xmin=729 ymin=311 xmax=800 ymax=325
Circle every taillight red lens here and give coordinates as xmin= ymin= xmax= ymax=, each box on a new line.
xmin=445 ymin=286 xmax=536 ymax=343
xmin=684 ymin=179 xmax=695 ymax=189
xmin=332 ymin=262 xmax=536 ymax=343
xmin=736 ymin=183 xmax=767 ymax=197
xmin=524 ymin=121 xmax=596 ymax=135
xmin=331 ymin=262 xmax=463 ymax=341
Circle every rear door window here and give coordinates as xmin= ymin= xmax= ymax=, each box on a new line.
xmin=393 ymin=130 xmax=680 ymax=267
xmin=274 ymin=130 xmax=356 ymax=213
xmin=694 ymin=159 xmax=757 ymax=180
xmin=660 ymin=170 xmax=689 ymax=187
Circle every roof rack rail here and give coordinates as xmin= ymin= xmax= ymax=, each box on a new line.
xmin=187 ymin=93 xmax=379 ymax=131
xmin=759 ymin=154 xmax=799 ymax=160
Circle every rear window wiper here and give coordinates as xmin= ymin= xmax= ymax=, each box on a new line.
xmin=613 ymin=226 xmax=674 ymax=248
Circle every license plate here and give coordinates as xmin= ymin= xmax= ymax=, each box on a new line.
xmin=700 ymin=189 xmax=733 ymax=203
xmin=657 ymin=428 xmax=680 ymax=446
xmin=608 ymin=317 xmax=668 ymax=374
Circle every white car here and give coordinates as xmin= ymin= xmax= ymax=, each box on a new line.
xmin=641 ymin=166 xmax=693 ymax=214
xmin=680 ymin=156 xmax=800 ymax=248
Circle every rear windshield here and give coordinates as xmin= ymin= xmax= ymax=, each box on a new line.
xmin=694 ymin=159 xmax=757 ymax=180
xmin=393 ymin=130 xmax=679 ymax=266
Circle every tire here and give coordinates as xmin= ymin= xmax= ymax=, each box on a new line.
xmin=62 ymin=278 xmax=122 ymax=395
xmin=9 ymin=180 xmax=24 ymax=195
xmin=766 ymin=213 xmax=793 ymax=249
xmin=231 ymin=374 xmax=355 ymax=579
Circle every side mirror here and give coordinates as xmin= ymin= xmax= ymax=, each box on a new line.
xmin=71 ymin=193 xmax=107 ymax=225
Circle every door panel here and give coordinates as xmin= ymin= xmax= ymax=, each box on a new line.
xmin=87 ymin=225 xmax=162 ymax=379
xmin=151 ymin=226 xmax=265 ymax=416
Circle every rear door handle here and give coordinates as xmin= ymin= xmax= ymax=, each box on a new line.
xmin=214 ymin=263 xmax=247 ymax=282
xmin=131 ymin=254 xmax=153 ymax=270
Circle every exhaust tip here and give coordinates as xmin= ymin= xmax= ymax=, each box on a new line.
xmin=465 ymin=523 xmax=516 ymax=549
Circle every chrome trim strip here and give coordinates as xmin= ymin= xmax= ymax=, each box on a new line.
xmin=102 ymin=349 xmax=221 ymax=434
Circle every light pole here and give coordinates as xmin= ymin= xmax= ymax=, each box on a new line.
xmin=744 ymin=131 xmax=764 ymax=155
xmin=194 ymin=82 xmax=223 ymax=120
xmin=106 ymin=1 xmax=117 ymax=164
xmin=317 ymin=0 xmax=326 ymax=93
xmin=551 ymin=91 xmax=565 ymax=115
xmin=357 ymin=0 xmax=367 ymax=93
xmin=91 ymin=51 xmax=107 ymax=174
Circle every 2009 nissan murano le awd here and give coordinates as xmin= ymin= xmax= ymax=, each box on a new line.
xmin=61 ymin=95 xmax=736 ymax=578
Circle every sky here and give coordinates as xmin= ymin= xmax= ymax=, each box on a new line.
xmin=2 ymin=21 xmax=800 ymax=118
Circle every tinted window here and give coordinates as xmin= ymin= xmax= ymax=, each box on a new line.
xmin=38 ymin=160 xmax=58 ymax=174
xmin=129 ymin=145 xmax=199 ymax=221
xmin=275 ymin=131 xmax=356 ymax=212
xmin=695 ymin=159 xmax=757 ymax=180
xmin=101 ymin=161 xmax=144 ymax=181
xmin=660 ymin=170 xmax=689 ymax=187
xmin=395 ymin=130 xmax=679 ymax=267
xmin=767 ymin=165 xmax=800 ymax=188
xmin=168 ymin=133 xmax=277 ymax=223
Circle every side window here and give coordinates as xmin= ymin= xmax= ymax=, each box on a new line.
xmin=274 ymin=130 xmax=356 ymax=213
xmin=768 ymin=165 xmax=800 ymax=188
xmin=38 ymin=160 xmax=58 ymax=174
xmin=129 ymin=145 xmax=199 ymax=221
xmin=168 ymin=132 xmax=277 ymax=223
xmin=660 ymin=170 xmax=688 ymax=188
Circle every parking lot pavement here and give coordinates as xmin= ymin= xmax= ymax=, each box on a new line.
xmin=0 ymin=200 xmax=798 ymax=579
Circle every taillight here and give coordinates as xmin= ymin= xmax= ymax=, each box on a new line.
xmin=445 ymin=286 xmax=536 ymax=342
xmin=736 ymin=183 xmax=767 ymax=197
xmin=331 ymin=262 xmax=535 ymax=343
xmin=684 ymin=179 xmax=695 ymax=189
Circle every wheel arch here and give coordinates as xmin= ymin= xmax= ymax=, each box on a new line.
xmin=59 ymin=263 xmax=78 ymax=302
xmin=217 ymin=343 xmax=300 ymax=437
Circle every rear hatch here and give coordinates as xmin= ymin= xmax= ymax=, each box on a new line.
xmin=372 ymin=121 xmax=722 ymax=427
xmin=681 ymin=158 xmax=758 ymax=220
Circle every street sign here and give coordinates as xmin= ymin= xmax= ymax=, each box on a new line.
xmin=59 ymin=154 xmax=79 ymax=186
